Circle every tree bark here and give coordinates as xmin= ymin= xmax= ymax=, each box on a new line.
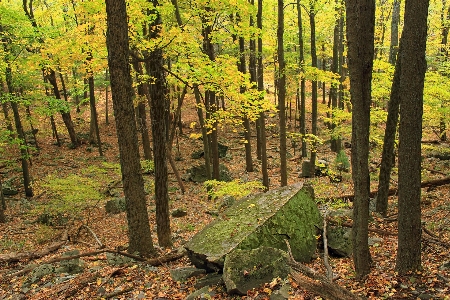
xmin=105 ymin=0 xmax=155 ymax=256
xmin=388 ymin=0 xmax=401 ymax=65
xmin=297 ymin=0 xmax=307 ymax=158
xmin=345 ymin=0 xmax=375 ymax=279
xmin=376 ymin=46 xmax=401 ymax=216
xmin=396 ymin=0 xmax=429 ymax=274
xmin=278 ymin=0 xmax=287 ymax=186
xmin=145 ymin=0 xmax=172 ymax=248
xmin=257 ymin=0 xmax=269 ymax=190
xmin=309 ymin=6 xmax=318 ymax=177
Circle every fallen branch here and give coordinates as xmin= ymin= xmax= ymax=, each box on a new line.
xmin=331 ymin=176 xmax=450 ymax=201
xmin=2 ymin=248 xmax=186 ymax=280
xmin=285 ymin=240 xmax=363 ymax=300
xmin=102 ymin=286 xmax=134 ymax=299
xmin=77 ymin=224 xmax=104 ymax=248
xmin=0 ymin=230 xmax=68 ymax=264
xmin=322 ymin=211 xmax=333 ymax=281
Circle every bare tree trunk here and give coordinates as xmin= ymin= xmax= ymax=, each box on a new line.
xmin=345 ymin=0 xmax=375 ymax=279
xmin=257 ymin=0 xmax=269 ymax=190
xmin=297 ymin=0 xmax=307 ymax=158
xmin=278 ymin=0 xmax=287 ymax=186
xmin=105 ymin=0 xmax=155 ymax=257
xmin=309 ymin=7 xmax=318 ymax=177
xmin=396 ymin=0 xmax=429 ymax=274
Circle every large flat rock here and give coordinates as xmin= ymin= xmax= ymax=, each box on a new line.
xmin=185 ymin=183 xmax=321 ymax=271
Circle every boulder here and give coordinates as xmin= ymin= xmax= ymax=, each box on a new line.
xmin=184 ymin=164 xmax=232 ymax=183
xmin=223 ymin=247 xmax=290 ymax=295
xmin=105 ymin=197 xmax=126 ymax=214
xmin=327 ymin=226 xmax=352 ymax=257
xmin=169 ymin=267 xmax=206 ymax=282
xmin=56 ymin=250 xmax=84 ymax=274
xmin=185 ymin=183 xmax=321 ymax=271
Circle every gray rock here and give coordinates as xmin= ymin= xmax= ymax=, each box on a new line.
xmin=440 ymin=261 xmax=450 ymax=270
xmin=418 ymin=293 xmax=434 ymax=300
xmin=185 ymin=183 xmax=321 ymax=271
xmin=170 ymin=267 xmax=206 ymax=282
xmin=327 ymin=226 xmax=352 ymax=257
xmin=223 ymin=247 xmax=290 ymax=295
xmin=105 ymin=252 xmax=135 ymax=266
xmin=301 ymin=160 xmax=312 ymax=178
xmin=2 ymin=186 xmax=18 ymax=196
xmin=29 ymin=264 xmax=55 ymax=283
xmin=171 ymin=208 xmax=187 ymax=218
xmin=270 ymin=284 xmax=291 ymax=300
xmin=105 ymin=197 xmax=126 ymax=214
xmin=56 ymin=250 xmax=84 ymax=274
xmin=185 ymin=164 xmax=232 ymax=183
xmin=185 ymin=286 xmax=216 ymax=300
xmin=194 ymin=273 xmax=223 ymax=289
xmin=219 ymin=195 xmax=235 ymax=209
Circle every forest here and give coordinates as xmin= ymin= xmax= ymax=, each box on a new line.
xmin=0 ymin=0 xmax=449 ymax=299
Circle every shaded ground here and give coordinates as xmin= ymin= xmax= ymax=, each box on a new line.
xmin=1 ymin=93 xmax=449 ymax=299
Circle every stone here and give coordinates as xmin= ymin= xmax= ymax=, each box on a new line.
xmin=105 ymin=197 xmax=126 ymax=214
xmin=185 ymin=164 xmax=232 ymax=183
xmin=327 ymin=226 xmax=352 ymax=257
xmin=219 ymin=195 xmax=235 ymax=209
xmin=185 ymin=286 xmax=216 ymax=300
xmin=270 ymin=284 xmax=291 ymax=300
xmin=194 ymin=273 xmax=223 ymax=289
xmin=29 ymin=264 xmax=55 ymax=283
xmin=223 ymin=247 xmax=290 ymax=295
xmin=2 ymin=186 xmax=18 ymax=196
xmin=56 ymin=250 xmax=84 ymax=274
xmin=185 ymin=183 xmax=321 ymax=271
xmin=105 ymin=252 xmax=135 ymax=266
xmin=171 ymin=208 xmax=187 ymax=218
xmin=170 ymin=267 xmax=206 ymax=282
xmin=301 ymin=160 xmax=312 ymax=178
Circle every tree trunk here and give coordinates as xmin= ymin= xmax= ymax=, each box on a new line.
xmin=309 ymin=7 xmax=318 ymax=177
xmin=439 ymin=1 xmax=450 ymax=141
xmin=330 ymin=1 xmax=342 ymax=153
xmin=132 ymin=61 xmax=152 ymax=160
xmin=46 ymin=69 xmax=79 ymax=147
xmin=388 ymin=0 xmax=401 ymax=65
xmin=105 ymin=69 xmax=110 ymax=125
xmin=5 ymin=66 xmax=34 ymax=198
xmin=396 ymin=0 xmax=429 ymax=274
xmin=376 ymin=46 xmax=402 ymax=216
xmin=105 ymin=0 xmax=155 ymax=257
xmin=345 ymin=0 xmax=375 ymax=279
xmin=297 ymin=0 xmax=307 ymax=158
xmin=0 ymin=178 xmax=5 ymax=223
xmin=278 ymin=0 xmax=287 ymax=186
xmin=86 ymin=55 xmax=103 ymax=156
xmin=194 ymin=86 xmax=212 ymax=180
xmin=145 ymin=0 xmax=172 ymax=248
xmin=257 ymin=0 xmax=269 ymax=190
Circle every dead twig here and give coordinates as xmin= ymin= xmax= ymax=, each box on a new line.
xmin=285 ymin=240 xmax=364 ymax=300
xmin=78 ymin=224 xmax=104 ymax=248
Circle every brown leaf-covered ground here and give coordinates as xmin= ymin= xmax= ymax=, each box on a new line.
xmin=1 ymin=94 xmax=449 ymax=299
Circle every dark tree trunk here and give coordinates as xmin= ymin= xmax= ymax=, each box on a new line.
xmin=388 ymin=0 xmax=401 ymax=65
xmin=439 ymin=1 xmax=450 ymax=141
xmin=238 ymin=26 xmax=253 ymax=173
xmin=278 ymin=0 xmax=287 ymax=186
xmin=105 ymin=0 xmax=155 ymax=256
xmin=257 ymin=0 xmax=269 ymax=190
xmin=309 ymin=7 xmax=318 ymax=177
xmin=5 ymin=66 xmax=33 ymax=198
xmin=194 ymin=86 xmax=212 ymax=180
xmin=0 ymin=178 xmax=5 ymax=223
xmin=105 ymin=69 xmax=110 ymax=125
xmin=297 ymin=0 xmax=307 ymax=158
xmin=376 ymin=47 xmax=401 ymax=216
xmin=345 ymin=0 xmax=375 ymax=279
xmin=87 ymin=54 xmax=103 ymax=156
xmin=46 ymin=69 xmax=79 ymax=147
xmin=132 ymin=61 xmax=152 ymax=160
xmin=145 ymin=0 xmax=172 ymax=248
xmin=330 ymin=1 xmax=342 ymax=153
xmin=396 ymin=0 xmax=429 ymax=274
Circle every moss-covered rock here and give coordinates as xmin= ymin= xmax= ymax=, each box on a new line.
xmin=185 ymin=183 xmax=321 ymax=271
xmin=223 ymin=246 xmax=290 ymax=295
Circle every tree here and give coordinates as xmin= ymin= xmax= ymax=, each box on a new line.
xmin=345 ymin=0 xmax=375 ymax=279
xmin=309 ymin=2 xmax=319 ymax=177
xmin=105 ymin=0 xmax=155 ymax=257
xmin=297 ymin=0 xmax=307 ymax=158
xmin=278 ymin=0 xmax=287 ymax=186
xmin=144 ymin=0 xmax=172 ymax=248
xmin=396 ymin=0 xmax=429 ymax=274
xmin=388 ymin=0 xmax=401 ymax=65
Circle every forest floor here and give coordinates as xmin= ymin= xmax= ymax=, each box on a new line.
xmin=0 ymin=92 xmax=450 ymax=299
